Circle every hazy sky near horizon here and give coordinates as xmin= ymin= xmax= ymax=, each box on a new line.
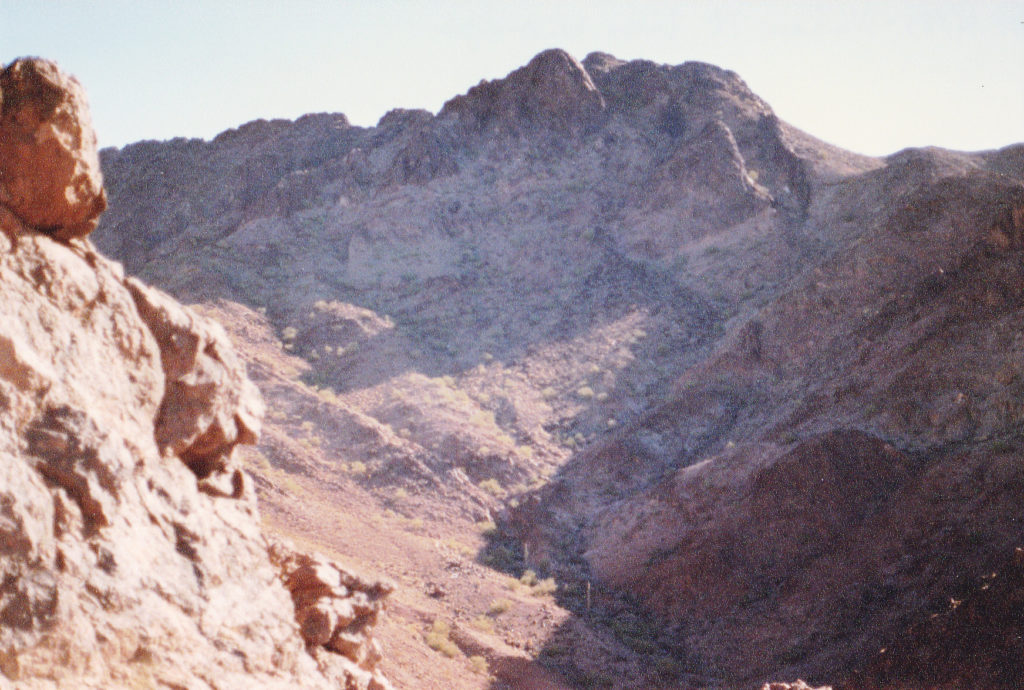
xmin=2 ymin=1 xmax=1021 ymax=155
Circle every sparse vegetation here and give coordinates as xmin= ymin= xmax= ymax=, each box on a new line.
xmin=607 ymin=612 xmax=661 ymax=655
xmin=470 ymin=615 xmax=495 ymax=633
xmin=424 ymin=620 xmax=460 ymax=658
xmin=991 ymin=439 xmax=1016 ymax=453
xmin=481 ymin=542 xmax=521 ymax=571
xmin=316 ymin=387 xmax=340 ymax=404
xmin=476 ymin=519 xmax=497 ymax=535
xmin=531 ymin=577 xmax=558 ymax=596
xmin=280 ymin=474 xmax=303 ymax=495
xmin=469 ymin=654 xmax=489 ymax=674
xmin=487 ymin=598 xmax=512 ymax=616
xmin=478 ymin=478 xmax=505 ymax=497
xmin=655 ymin=655 xmax=685 ymax=680
xmin=571 ymin=669 xmax=615 ymax=687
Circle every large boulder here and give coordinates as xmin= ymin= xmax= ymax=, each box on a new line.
xmin=0 ymin=58 xmax=106 ymax=240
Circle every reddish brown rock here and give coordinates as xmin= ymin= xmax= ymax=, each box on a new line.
xmin=0 ymin=58 xmax=106 ymax=240
xmin=271 ymin=541 xmax=394 ymax=689
xmin=126 ymin=276 xmax=263 ymax=478
xmin=0 ymin=58 xmax=390 ymax=690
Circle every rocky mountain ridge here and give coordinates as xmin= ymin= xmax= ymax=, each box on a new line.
xmin=91 ymin=48 xmax=1024 ymax=688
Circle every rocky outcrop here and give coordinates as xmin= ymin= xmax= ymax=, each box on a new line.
xmin=625 ymin=119 xmax=774 ymax=252
xmin=270 ymin=542 xmax=393 ymax=690
xmin=440 ymin=48 xmax=606 ymax=136
xmin=127 ymin=279 xmax=263 ymax=480
xmin=0 ymin=58 xmax=106 ymax=241
xmin=0 ymin=58 xmax=389 ymax=689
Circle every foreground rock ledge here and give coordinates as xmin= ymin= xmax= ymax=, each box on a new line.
xmin=0 ymin=57 xmax=391 ymax=689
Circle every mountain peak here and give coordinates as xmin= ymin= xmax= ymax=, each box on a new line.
xmin=440 ymin=47 xmax=604 ymax=135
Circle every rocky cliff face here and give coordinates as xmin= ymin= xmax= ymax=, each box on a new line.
xmin=91 ymin=48 xmax=1024 ymax=688
xmin=0 ymin=58 xmax=390 ymax=689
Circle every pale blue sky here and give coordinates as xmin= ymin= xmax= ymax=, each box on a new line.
xmin=2 ymin=1 xmax=1022 ymax=155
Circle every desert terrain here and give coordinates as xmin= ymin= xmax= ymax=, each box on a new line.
xmin=2 ymin=49 xmax=1022 ymax=688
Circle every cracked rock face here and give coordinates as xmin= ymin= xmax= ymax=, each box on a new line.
xmin=270 ymin=541 xmax=394 ymax=690
xmin=0 ymin=57 xmax=389 ymax=689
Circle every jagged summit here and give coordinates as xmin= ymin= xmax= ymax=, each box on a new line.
xmin=436 ymin=48 xmax=779 ymax=143
xmin=440 ymin=47 xmax=605 ymax=135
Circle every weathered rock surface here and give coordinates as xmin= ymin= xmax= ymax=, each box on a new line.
xmin=0 ymin=58 xmax=106 ymax=240
xmin=0 ymin=58 xmax=389 ymax=689
xmin=271 ymin=541 xmax=394 ymax=690
xmin=440 ymin=48 xmax=605 ymax=136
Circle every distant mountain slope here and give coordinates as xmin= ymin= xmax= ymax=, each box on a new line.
xmin=94 ymin=49 xmax=1024 ymax=688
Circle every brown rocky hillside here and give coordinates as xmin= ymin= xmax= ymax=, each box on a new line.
xmin=90 ymin=48 xmax=1024 ymax=688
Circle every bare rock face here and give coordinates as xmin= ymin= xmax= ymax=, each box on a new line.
xmin=127 ymin=279 xmax=263 ymax=479
xmin=270 ymin=541 xmax=394 ymax=690
xmin=623 ymin=119 xmax=774 ymax=254
xmin=0 ymin=58 xmax=106 ymax=241
xmin=441 ymin=48 xmax=605 ymax=135
xmin=0 ymin=58 xmax=389 ymax=689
